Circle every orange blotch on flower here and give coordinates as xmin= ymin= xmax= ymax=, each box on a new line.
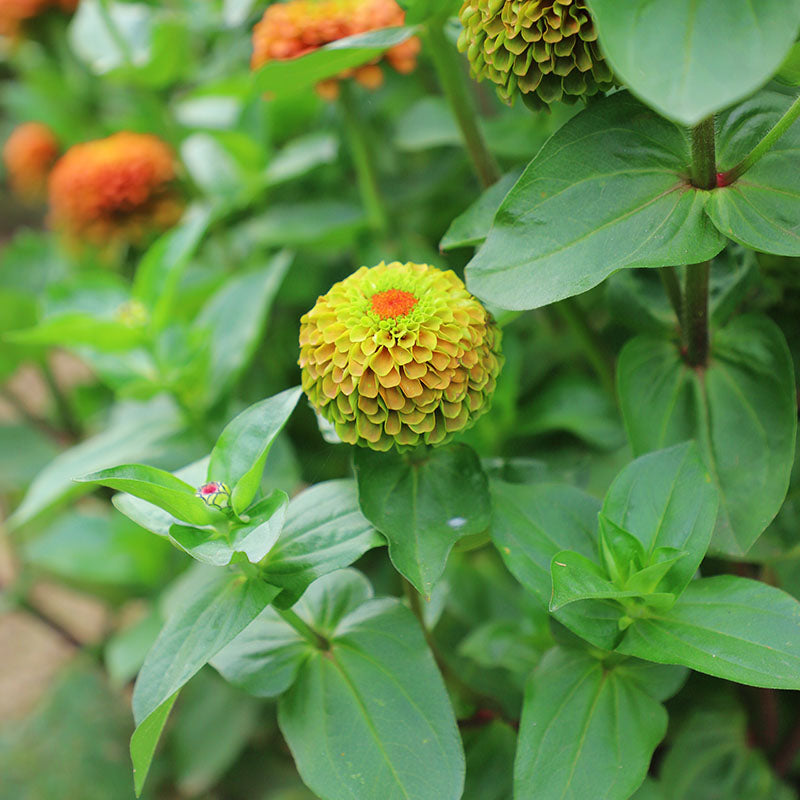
xmin=2 ymin=122 xmax=60 ymax=203
xmin=0 ymin=0 xmax=79 ymax=38
xmin=47 ymin=132 xmax=183 ymax=246
xmin=250 ymin=0 xmax=421 ymax=98
xmin=371 ymin=289 xmax=418 ymax=319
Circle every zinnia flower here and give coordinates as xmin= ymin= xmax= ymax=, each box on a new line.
xmin=0 ymin=0 xmax=78 ymax=38
xmin=299 ymin=261 xmax=503 ymax=451
xmin=251 ymin=0 xmax=420 ymax=98
xmin=457 ymin=0 xmax=614 ymax=109
xmin=47 ymin=131 xmax=183 ymax=245
xmin=3 ymin=122 xmax=59 ymax=202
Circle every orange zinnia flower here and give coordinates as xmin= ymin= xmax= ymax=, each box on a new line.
xmin=251 ymin=0 xmax=420 ymax=98
xmin=0 ymin=0 xmax=79 ymax=38
xmin=48 ymin=132 xmax=183 ymax=245
xmin=3 ymin=121 xmax=60 ymax=202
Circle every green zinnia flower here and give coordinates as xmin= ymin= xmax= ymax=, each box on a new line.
xmin=299 ymin=261 xmax=503 ymax=451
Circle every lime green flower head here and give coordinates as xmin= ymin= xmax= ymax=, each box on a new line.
xmin=299 ymin=261 xmax=503 ymax=451
xmin=457 ymin=0 xmax=614 ymax=110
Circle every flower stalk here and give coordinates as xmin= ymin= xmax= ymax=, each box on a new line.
xmin=690 ymin=115 xmax=717 ymax=190
xmin=683 ymin=261 xmax=710 ymax=367
xmin=423 ymin=22 xmax=501 ymax=189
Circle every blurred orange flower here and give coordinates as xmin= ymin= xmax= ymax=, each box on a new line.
xmin=0 ymin=0 xmax=79 ymax=38
xmin=251 ymin=0 xmax=420 ymax=98
xmin=3 ymin=121 xmax=60 ymax=202
xmin=48 ymin=132 xmax=183 ymax=245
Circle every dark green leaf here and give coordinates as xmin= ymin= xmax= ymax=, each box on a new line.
xmin=208 ymin=386 xmax=302 ymax=514
xmin=707 ymin=92 xmax=800 ymax=256
xmin=617 ymin=314 xmax=797 ymax=554
xmin=278 ymin=598 xmax=465 ymax=800
xmin=601 ymin=442 xmax=718 ymax=594
xmin=465 ymin=92 xmax=725 ymax=310
xmin=587 ymin=0 xmax=800 ymax=124
xmin=617 ymin=575 xmax=800 ymax=688
xmin=260 ymin=480 xmax=383 ymax=607
xmin=131 ymin=571 xmax=279 ymax=795
xmin=515 ymin=647 xmax=667 ymax=800
xmin=76 ymin=464 xmax=218 ymax=526
xmin=354 ymin=444 xmax=491 ymax=596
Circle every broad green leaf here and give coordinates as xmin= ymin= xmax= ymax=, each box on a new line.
xmin=264 ymin=132 xmax=339 ymax=186
xmin=465 ymin=92 xmax=726 ymax=311
xmin=515 ymin=647 xmax=667 ymax=800
xmin=490 ymin=480 xmax=623 ymax=650
xmin=354 ymin=444 xmax=491 ymax=596
xmin=260 ymin=480 xmax=383 ymax=607
xmin=131 ymin=571 xmax=279 ymax=795
xmin=617 ymin=575 xmax=800 ymax=689
xmin=659 ymin=705 xmax=796 ymax=800
xmin=208 ymin=386 xmax=302 ymax=514
xmin=278 ymin=598 xmax=465 ymax=800
xmin=617 ymin=314 xmax=797 ymax=554
xmin=707 ymin=92 xmax=800 ymax=256
xmin=9 ymin=397 xmax=187 ymax=530
xmin=440 ymin=168 xmax=521 ymax=251
xmin=777 ymin=42 xmax=800 ymax=85
xmin=601 ymin=443 xmax=718 ymax=595
xmin=169 ymin=490 xmax=289 ymax=566
xmin=7 ymin=313 xmax=145 ymax=351
xmin=192 ymin=252 xmax=292 ymax=408
xmin=587 ymin=0 xmax=800 ymax=124
xmin=550 ymin=550 xmax=642 ymax=611
xmin=76 ymin=464 xmax=217 ymax=526
xmin=213 ymin=569 xmax=372 ymax=697
xmin=254 ymin=27 xmax=417 ymax=96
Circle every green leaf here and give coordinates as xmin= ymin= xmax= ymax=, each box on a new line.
xmin=550 ymin=550 xmax=641 ymax=610
xmin=777 ymin=42 xmax=800 ymax=85
xmin=7 ymin=313 xmax=145 ymax=351
xmin=253 ymin=27 xmax=416 ymax=97
xmin=264 ymin=132 xmax=339 ymax=186
xmin=707 ymin=92 xmax=800 ymax=256
xmin=586 ymin=0 xmax=800 ymax=125
xmin=354 ymin=444 xmax=491 ymax=596
xmin=213 ymin=569 xmax=372 ymax=697
xmin=208 ymin=386 xmax=302 ymax=514
xmin=278 ymin=598 xmax=465 ymax=800
xmin=490 ymin=480 xmax=623 ymax=650
xmin=76 ymin=464 xmax=217 ymax=526
xmin=515 ymin=647 xmax=667 ymax=800
xmin=9 ymin=397 xmax=187 ymax=530
xmin=617 ymin=314 xmax=797 ymax=555
xmin=462 ymin=720 xmax=516 ymax=800
xmin=465 ymin=92 xmax=725 ymax=311
xmin=658 ymin=704 xmax=796 ymax=800
xmin=440 ymin=168 xmax=522 ymax=251
xmin=260 ymin=480 xmax=383 ymax=607
xmin=601 ymin=442 xmax=718 ymax=594
xmin=131 ymin=571 xmax=279 ymax=795
xmin=192 ymin=253 xmax=292 ymax=408
xmin=617 ymin=575 xmax=800 ymax=688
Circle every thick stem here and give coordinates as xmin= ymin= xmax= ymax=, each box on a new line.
xmin=423 ymin=24 xmax=501 ymax=189
xmin=691 ymin=116 xmax=717 ymax=190
xmin=553 ymin=298 xmax=615 ymax=400
xmin=719 ymin=93 xmax=800 ymax=185
xmin=275 ymin=607 xmax=330 ymax=650
xmin=683 ymin=261 xmax=710 ymax=367
xmin=338 ymin=81 xmax=389 ymax=234
xmin=660 ymin=266 xmax=683 ymax=323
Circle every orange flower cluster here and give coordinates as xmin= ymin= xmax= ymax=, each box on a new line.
xmin=48 ymin=132 xmax=183 ymax=245
xmin=3 ymin=122 xmax=60 ymax=202
xmin=0 ymin=0 xmax=78 ymax=38
xmin=251 ymin=0 xmax=420 ymax=98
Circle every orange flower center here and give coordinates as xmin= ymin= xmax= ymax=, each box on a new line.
xmin=370 ymin=289 xmax=418 ymax=319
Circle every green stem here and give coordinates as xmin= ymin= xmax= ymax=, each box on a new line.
xmin=275 ymin=607 xmax=330 ymax=650
xmin=691 ymin=116 xmax=717 ymax=190
xmin=40 ymin=360 xmax=81 ymax=437
xmin=338 ymin=81 xmax=389 ymax=234
xmin=660 ymin=266 xmax=683 ymax=323
xmin=423 ymin=24 xmax=501 ymax=189
xmin=719 ymin=93 xmax=800 ymax=185
xmin=682 ymin=261 xmax=710 ymax=367
xmin=553 ymin=298 xmax=615 ymax=400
